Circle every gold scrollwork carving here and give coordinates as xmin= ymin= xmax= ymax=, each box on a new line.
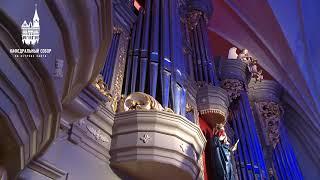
xmin=116 ymin=92 xmax=174 ymax=113
xmin=93 ymin=74 xmax=113 ymax=101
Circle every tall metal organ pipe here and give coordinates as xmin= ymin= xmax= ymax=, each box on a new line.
xmin=121 ymin=0 xmax=187 ymax=116
xmin=139 ymin=0 xmax=151 ymax=92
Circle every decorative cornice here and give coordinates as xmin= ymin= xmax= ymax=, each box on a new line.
xmin=248 ymin=80 xmax=282 ymax=103
xmin=220 ymin=58 xmax=251 ymax=85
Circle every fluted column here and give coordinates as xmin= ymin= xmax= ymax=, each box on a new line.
xmin=220 ymin=55 xmax=267 ymax=179
xmin=249 ymin=80 xmax=303 ymax=180
xmin=121 ymin=0 xmax=189 ymax=116
xmin=183 ymin=9 xmax=217 ymax=86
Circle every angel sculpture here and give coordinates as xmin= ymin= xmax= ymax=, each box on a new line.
xmin=236 ymin=48 xmax=264 ymax=83
xmin=210 ymin=124 xmax=239 ymax=180
xmin=228 ymin=47 xmax=238 ymax=59
xmin=237 ymin=49 xmax=252 ymax=64
xmin=250 ymin=64 xmax=264 ymax=82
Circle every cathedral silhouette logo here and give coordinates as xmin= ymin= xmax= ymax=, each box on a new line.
xmin=21 ymin=4 xmax=40 ymax=45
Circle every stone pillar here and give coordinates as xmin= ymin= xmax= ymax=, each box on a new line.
xmin=249 ymin=80 xmax=303 ymax=180
xmin=220 ymin=54 xmax=267 ymax=179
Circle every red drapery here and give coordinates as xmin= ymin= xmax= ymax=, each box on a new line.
xmin=199 ymin=117 xmax=213 ymax=180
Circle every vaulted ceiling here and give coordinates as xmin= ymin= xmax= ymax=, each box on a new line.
xmin=208 ymin=0 xmax=320 ymax=135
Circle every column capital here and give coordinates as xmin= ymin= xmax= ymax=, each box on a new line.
xmin=181 ymin=10 xmax=203 ymax=30
xmin=221 ymin=79 xmax=245 ymax=101
xmin=256 ymin=101 xmax=283 ymax=148
xmin=185 ymin=0 xmax=213 ymax=19
xmin=249 ymin=80 xmax=284 ymax=148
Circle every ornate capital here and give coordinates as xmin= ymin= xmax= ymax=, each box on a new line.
xmin=181 ymin=10 xmax=203 ymax=30
xmin=258 ymin=101 xmax=283 ymax=148
xmin=221 ymin=79 xmax=245 ymax=100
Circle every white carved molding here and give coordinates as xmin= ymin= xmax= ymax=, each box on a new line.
xmin=111 ymin=110 xmax=206 ymax=180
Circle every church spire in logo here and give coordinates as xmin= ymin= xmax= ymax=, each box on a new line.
xmin=21 ymin=4 xmax=40 ymax=45
xmin=33 ymin=4 xmax=39 ymax=27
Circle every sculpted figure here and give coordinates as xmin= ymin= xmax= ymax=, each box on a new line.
xmin=237 ymin=49 xmax=264 ymax=82
xmin=210 ymin=124 xmax=239 ymax=180
xmin=228 ymin=47 xmax=238 ymax=59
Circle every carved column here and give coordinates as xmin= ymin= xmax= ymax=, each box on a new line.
xmin=182 ymin=2 xmax=217 ymax=86
xmin=220 ymin=52 xmax=268 ymax=179
xmin=249 ymin=80 xmax=303 ymax=180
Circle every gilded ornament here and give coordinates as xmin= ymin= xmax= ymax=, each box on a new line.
xmin=124 ymin=92 xmax=164 ymax=111
xmin=93 ymin=74 xmax=113 ymax=101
